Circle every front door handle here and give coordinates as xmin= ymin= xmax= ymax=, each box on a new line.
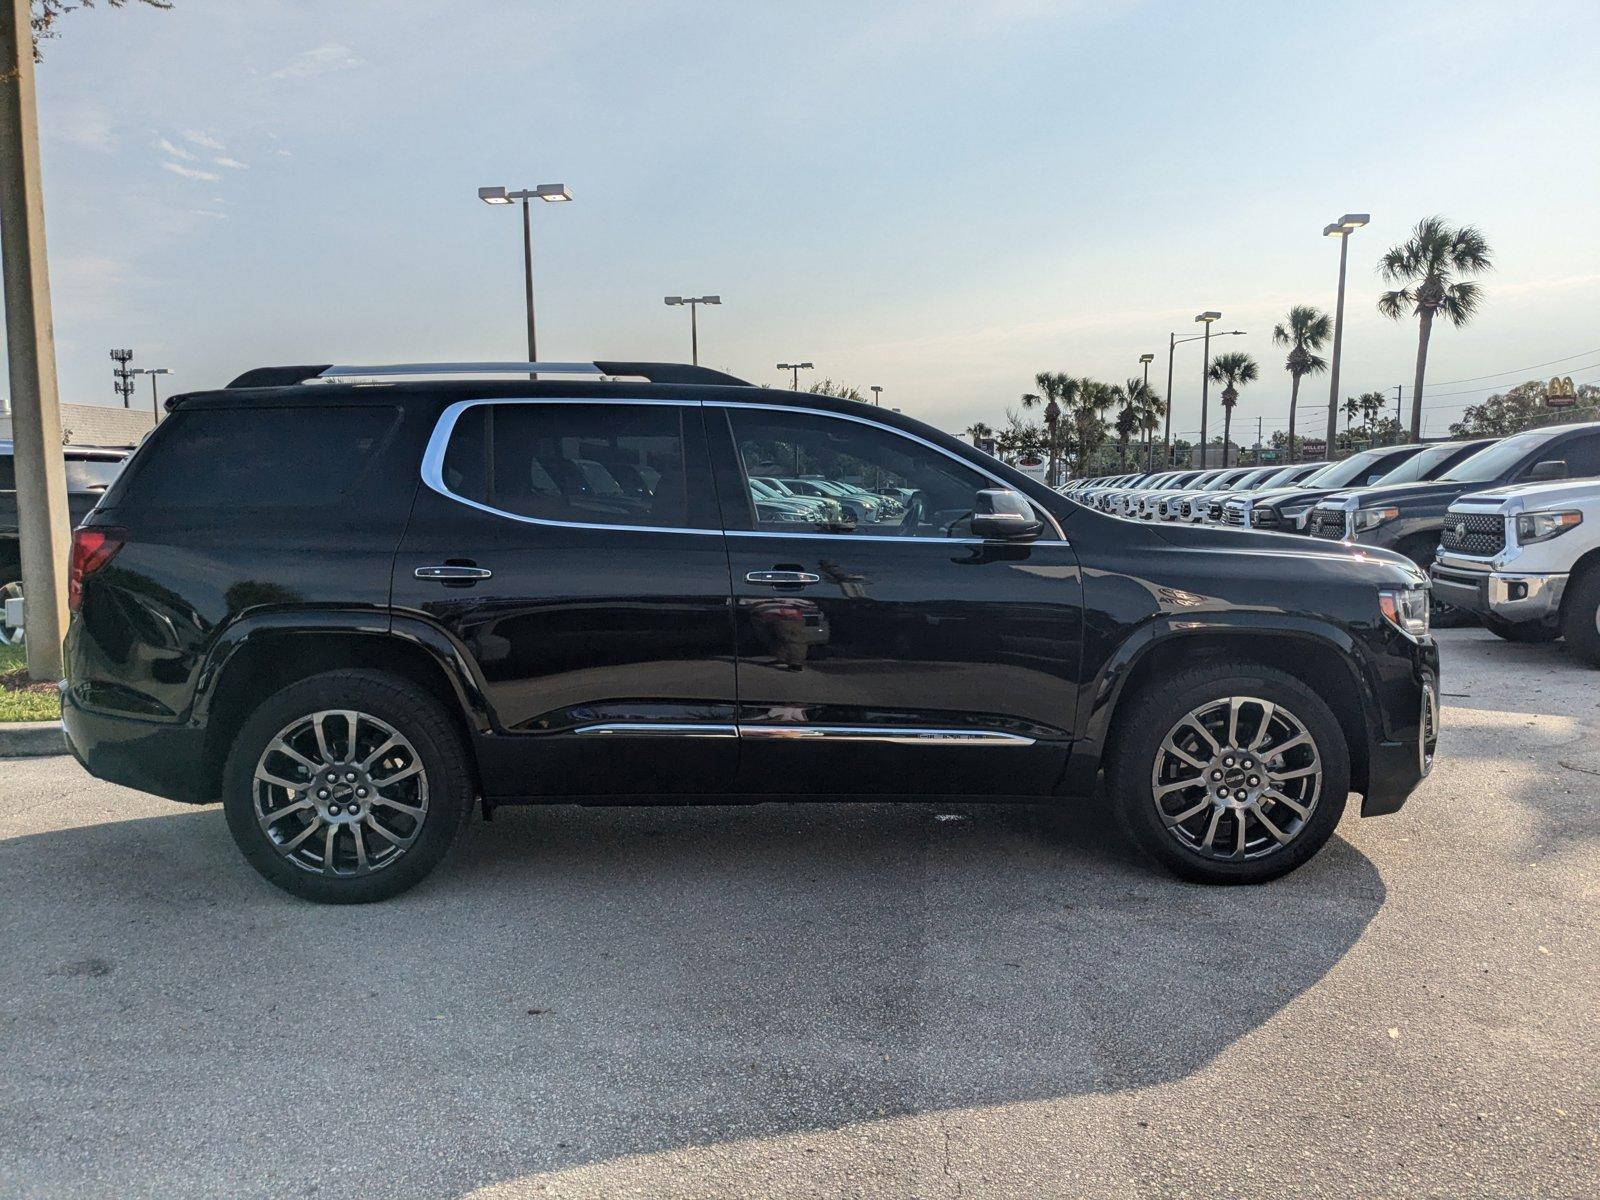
xmin=745 ymin=570 xmax=821 ymax=586
xmin=415 ymin=565 xmax=493 ymax=582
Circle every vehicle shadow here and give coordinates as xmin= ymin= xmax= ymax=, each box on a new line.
xmin=0 ymin=795 xmax=1385 ymax=1197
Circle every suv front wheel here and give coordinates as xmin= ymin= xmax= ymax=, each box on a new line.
xmin=1110 ymin=665 xmax=1350 ymax=884
xmin=222 ymin=670 xmax=473 ymax=903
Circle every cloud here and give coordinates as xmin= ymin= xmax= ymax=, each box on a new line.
xmin=213 ymin=157 xmax=249 ymax=170
xmin=189 ymin=209 xmax=228 ymax=221
xmin=271 ymin=42 xmax=363 ymax=79
xmin=53 ymin=104 xmax=117 ymax=153
xmin=182 ymin=129 xmax=224 ymax=150
xmin=156 ymin=136 xmax=195 ymax=161
xmin=163 ymin=162 xmax=222 ymax=182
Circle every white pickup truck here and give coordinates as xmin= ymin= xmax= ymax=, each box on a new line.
xmin=1430 ymin=477 xmax=1600 ymax=665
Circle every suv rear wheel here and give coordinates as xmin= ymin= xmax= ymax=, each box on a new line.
xmin=222 ymin=670 xmax=473 ymax=903
xmin=1109 ymin=664 xmax=1350 ymax=884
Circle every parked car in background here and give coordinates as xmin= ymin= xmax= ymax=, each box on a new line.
xmin=1167 ymin=467 xmax=1258 ymax=522
xmin=1304 ymin=424 xmax=1600 ymax=569
xmin=1202 ymin=461 xmax=1331 ymax=523
xmin=62 ymin=359 xmax=1438 ymax=902
xmin=1431 ymin=476 xmax=1600 ymax=662
xmin=1225 ymin=443 xmax=1431 ymax=532
xmin=0 ymin=440 xmax=131 ymax=646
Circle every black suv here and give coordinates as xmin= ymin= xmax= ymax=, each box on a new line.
xmin=63 ymin=362 xmax=1440 ymax=902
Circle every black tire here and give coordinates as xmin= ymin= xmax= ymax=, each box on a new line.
xmin=1483 ymin=615 xmax=1561 ymax=644
xmin=1561 ymin=568 xmax=1600 ymax=668
xmin=1108 ymin=664 xmax=1350 ymax=885
xmin=222 ymin=669 xmax=473 ymax=903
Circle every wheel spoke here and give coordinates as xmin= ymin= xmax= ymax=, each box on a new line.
xmin=261 ymin=799 xmax=312 ymax=825
xmin=1160 ymin=737 xmax=1207 ymax=771
xmin=372 ymin=795 xmax=425 ymax=819
xmin=270 ymin=738 xmax=320 ymax=774
xmin=313 ymin=714 xmax=338 ymax=765
xmin=352 ymin=823 xmax=369 ymax=871
xmin=1199 ymin=806 xmax=1224 ymax=850
xmin=1264 ymin=788 xmax=1309 ymax=818
xmin=1263 ymin=730 xmax=1311 ymax=758
xmin=1155 ymin=775 xmax=1204 ymax=799
xmin=359 ymin=736 xmax=401 ymax=773
xmin=255 ymin=767 xmax=305 ymax=792
xmin=280 ymin=818 xmax=322 ymax=852
xmin=373 ymin=761 xmax=423 ymax=788
xmin=1166 ymin=796 xmax=1212 ymax=825
xmin=342 ymin=711 xmax=360 ymax=760
xmin=1247 ymin=702 xmax=1278 ymax=751
xmin=364 ymin=815 xmax=405 ymax=846
xmin=323 ymin=824 xmax=339 ymax=873
xmin=1270 ymin=763 xmax=1320 ymax=782
xmin=1254 ymin=805 xmax=1291 ymax=844
xmin=1181 ymin=716 xmax=1222 ymax=758
xmin=1226 ymin=697 xmax=1242 ymax=748
xmin=1233 ymin=810 xmax=1248 ymax=857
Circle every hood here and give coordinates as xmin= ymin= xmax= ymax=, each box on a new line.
xmin=1251 ymin=484 xmax=1347 ymax=512
xmin=1151 ymin=519 xmax=1424 ymax=583
xmin=1329 ymin=478 xmax=1475 ymax=509
xmin=1450 ymin=477 xmax=1600 ymax=509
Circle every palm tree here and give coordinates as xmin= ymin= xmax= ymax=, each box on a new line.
xmin=1072 ymin=379 xmax=1117 ymax=473
xmin=1112 ymin=385 xmax=1139 ymax=469
xmin=1271 ymin=305 xmax=1330 ymax=462
xmin=1022 ymin=372 xmax=1080 ymax=484
xmin=1120 ymin=377 xmax=1164 ymax=469
xmin=1206 ymin=352 xmax=1259 ymax=467
xmin=965 ymin=421 xmax=994 ymax=449
xmin=1342 ymin=394 xmax=1362 ymax=443
xmin=1378 ymin=216 xmax=1493 ymax=441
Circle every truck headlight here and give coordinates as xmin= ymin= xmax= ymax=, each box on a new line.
xmin=1353 ymin=505 xmax=1400 ymax=532
xmin=1379 ymin=585 xmax=1430 ymax=639
xmin=1514 ymin=510 xmax=1582 ymax=543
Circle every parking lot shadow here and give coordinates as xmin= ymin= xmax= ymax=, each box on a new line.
xmin=0 ymin=795 xmax=1384 ymax=1197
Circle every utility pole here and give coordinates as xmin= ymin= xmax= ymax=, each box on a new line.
xmin=1394 ymin=384 xmax=1404 ymax=442
xmin=111 ymin=348 xmax=134 ymax=407
xmin=1256 ymin=415 xmax=1263 ymax=464
xmin=1 ymin=0 xmax=72 ymax=680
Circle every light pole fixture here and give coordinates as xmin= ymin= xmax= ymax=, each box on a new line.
xmin=1139 ymin=353 xmax=1156 ymax=468
xmin=776 ymin=362 xmax=814 ymax=390
xmin=477 ymin=183 xmax=573 ymax=362
xmin=1323 ymin=212 xmax=1369 ymax=451
xmin=663 ymin=295 xmax=720 ymax=365
xmin=131 ymin=367 xmax=170 ymax=421
xmin=1164 ymin=326 xmax=1244 ymax=466
xmin=870 ymin=385 xmax=882 ymax=407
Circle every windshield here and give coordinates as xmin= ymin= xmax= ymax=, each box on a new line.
xmin=1305 ymin=448 xmax=1410 ymax=488
xmin=1202 ymin=470 xmax=1252 ymax=491
xmin=1257 ymin=464 xmax=1310 ymax=488
xmin=1439 ymin=428 xmax=1557 ymax=483
xmin=1375 ymin=441 xmax=1477 ymax=485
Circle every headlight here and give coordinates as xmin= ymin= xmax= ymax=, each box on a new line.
xmin=1379 ymin=585 xmax=1430 ymax=639
xmin=1353 ymin=505 xmax=1400 ymax=532
xmin=1515 ymin=510 xmax=1582 ymax=543
xmin=1279 ymin=501 xmax=1313 ymax=527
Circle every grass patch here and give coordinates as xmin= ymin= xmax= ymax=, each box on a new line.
xmin=0 ymin=644 xmax=61 ymax=723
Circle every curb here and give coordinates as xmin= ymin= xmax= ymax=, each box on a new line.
xmin=0 ymin=721 xmax=67 ymax=758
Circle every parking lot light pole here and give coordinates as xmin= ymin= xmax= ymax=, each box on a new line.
xmin=1139 ymin=352 xmax=1155 ymax=467
xmin=1195 ymin=312 xmax=1221 ymax=464
xmin=132 ymin=367 xmax=171 ymax=422
xmin=1323 ymin=213 xmax=1369 ymax=450
xmin=776 ymin=362 xmax=813 ymax=390
xmin=870 ymin=385 xmax=882 ymax=407
xmin=663 ymin=295 xmax=720 ymax=365
xmin=477 ymin=184 xmax=572 ymax=362
xmin=1163 ymin=328 xmax=1244 ymax=467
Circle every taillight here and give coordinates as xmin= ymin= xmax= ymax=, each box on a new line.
xmin=69 ymin=527 xmax=127 ymax=612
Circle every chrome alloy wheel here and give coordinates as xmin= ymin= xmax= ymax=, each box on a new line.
xmin=1150 ymin=696 xmax=1322 ymax=862
xmin=252 ymin=709 xmax=428 ymax=877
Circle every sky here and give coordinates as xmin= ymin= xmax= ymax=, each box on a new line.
xmin=11 ymin=0 xmax=1600 ymax=443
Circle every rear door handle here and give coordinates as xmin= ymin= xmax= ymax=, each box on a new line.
xmin=745 ymin=570 xmax=821 ymax=586
xmin=415 ymin=565 xmax=493 ymax=581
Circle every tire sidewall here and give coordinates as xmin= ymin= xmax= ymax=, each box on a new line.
xmin=1112 ymin=668 xmax=1350 ymax=884
xmin=222 ymin=670 xmax=471 ymax=904
xmin=1561 ymin=570 xmax=1600 ymax=667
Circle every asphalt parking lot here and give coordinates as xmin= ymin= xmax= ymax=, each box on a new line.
xmin=1 ymin=628 xmax=1596 ymax=1199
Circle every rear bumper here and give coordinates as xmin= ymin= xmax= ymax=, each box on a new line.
xmin=1430 ymin=559 xmax=1566 ymax=622
xmin=61 ymin=689 xmax=212 ymax=804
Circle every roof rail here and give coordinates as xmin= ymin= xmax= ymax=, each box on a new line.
xmin=224 ymin=361 xmax=750 ymax=389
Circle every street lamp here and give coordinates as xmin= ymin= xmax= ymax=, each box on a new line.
xmin=477 ymin=183 xmax=573 ymax=362
xmin=1195 ymin=312 xmax=1222 ymax=465
xmin=663 ymin=295 xmax=720 ymax=365
xmin=776 ymin=362 xmax=814 ymax=390
xmin=131 ymin=367 xmax=170 ymax=422
xmin=870 ymin=385 xmax=882 ymax=407
xmin=1323 ymin=212 xmax=1369 ymax=451
xmin=1138 ymin=353 xmax=1155 ymax=468
xmin=1164 ymin=326 xmax=1244 ymax=466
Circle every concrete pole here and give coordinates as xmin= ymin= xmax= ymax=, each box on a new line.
xmin=1325 ymin=230 xmax=1350 ymax=454
xmin=1 ymin=0 xmax=72 ymax=680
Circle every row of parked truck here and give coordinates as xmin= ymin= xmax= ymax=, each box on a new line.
xmin=1063 ymin=418 xmax=1600 ymax=666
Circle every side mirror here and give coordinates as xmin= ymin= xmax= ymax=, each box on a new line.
xmin=970 ymin=488 xmax=1044 ymax=541
xmin=1523 ymin=459 xmax=1567 ymax=483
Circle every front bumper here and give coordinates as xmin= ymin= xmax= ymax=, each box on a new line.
xmin=1429 ymin=557 xmax=1567 ymax=623
xmin=1361 ymin=646 xmax=1439 ymax=817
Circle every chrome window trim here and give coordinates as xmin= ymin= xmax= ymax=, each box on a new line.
xmin=420 ymin=395 xmax=1066 ymax=542
xmin=572 ymin=722 xmax=738 ymax=738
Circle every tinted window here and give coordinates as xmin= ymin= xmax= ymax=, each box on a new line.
xmin=442 ymin=402 xmax=695 ymax=529
xmin=1439 ymin=428 xmax=1566 ymax=484
xmin=1532 ymin=431 xmax=1600 ymax=481
xmin=64 ymin=458 xmax=126 ymax=491
xmin=1312 ymin=446 xmax=1423 ymax=488
xmin=726 ymin=408 xmax=1000 ymax=537
xmin=127 ymin=406 xmax=399 ymax=508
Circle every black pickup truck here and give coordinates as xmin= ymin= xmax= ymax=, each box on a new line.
xmin=0 ymin=441 xmax=129 ymax=642
xmin=1303 ymin=423 xmax=1600 ymax=565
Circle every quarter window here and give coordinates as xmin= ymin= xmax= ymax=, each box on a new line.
xmin=723 ymin=407 xmax=1016 ymax=538
xmin=440 ymin=403 xmax=701 ymax=529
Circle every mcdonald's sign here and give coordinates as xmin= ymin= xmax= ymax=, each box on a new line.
xmin=1545 ymin=376 xmax=1578 ymax=408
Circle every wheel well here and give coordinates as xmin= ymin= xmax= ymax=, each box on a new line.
xmin=200 ymin=631 xmax=479 ymax=799
xmin=1106 ymin=632 xmax=1369 ymax=796
xmin=1394 ymin=529 xmax=1440 ymax=568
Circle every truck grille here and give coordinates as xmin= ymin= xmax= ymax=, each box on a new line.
xmin=1221 ymin=501 xmax=1246 ymax=527
xmin=1206 ymin=499 xmax=1225 ymax=522
xmin=1439 ymin=511 xmax=1505 ymax=557
xmin=1307 ymin=508 xmax=1347 ymax=540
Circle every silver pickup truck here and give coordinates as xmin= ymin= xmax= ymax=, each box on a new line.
xmin=1431 ymin=477 xmax=1600 ymax=666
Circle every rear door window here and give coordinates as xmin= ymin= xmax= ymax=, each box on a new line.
xmin=436 ymin=402 xmax=714 ymax=530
